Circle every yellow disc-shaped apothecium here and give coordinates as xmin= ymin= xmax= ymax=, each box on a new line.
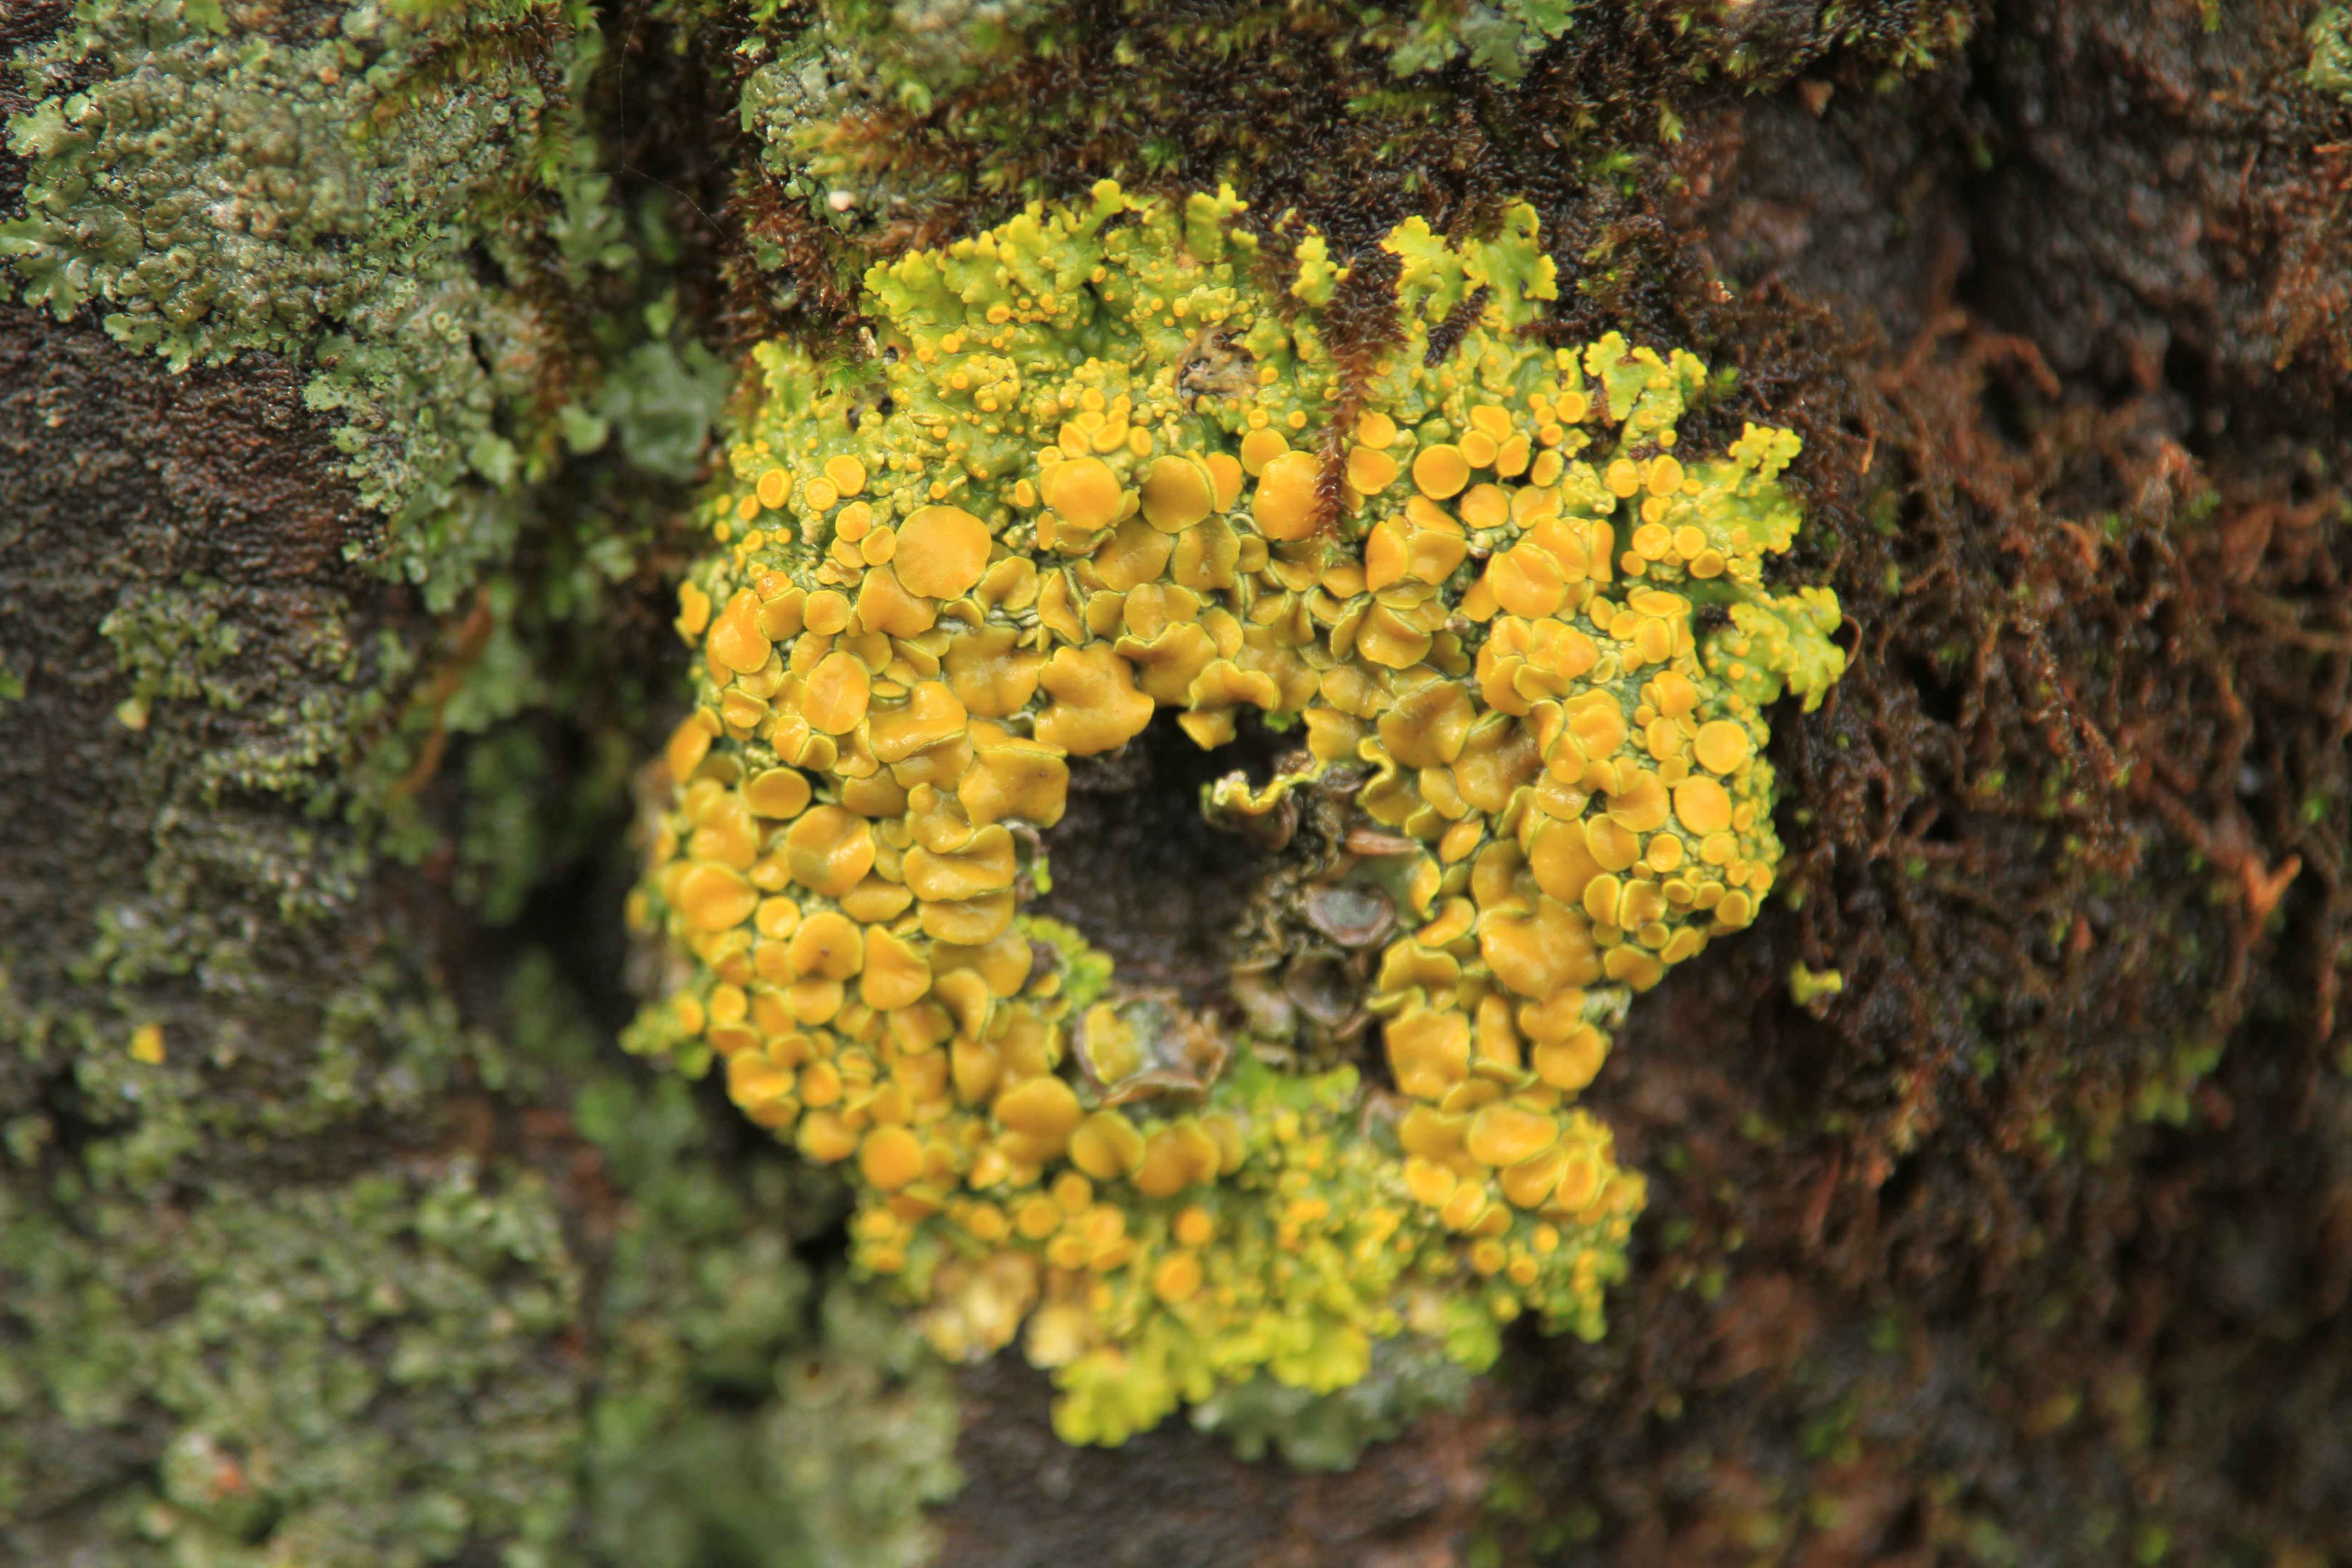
xmin=1238 ymin=427 xmax=1289 ymax=475
xmin=1693 ymin=720 xmax=1754 ymax=774
xmin=860 ymin=1126 xmax=925 ymax=1191
xmin=1139 ymin=455 xmax=1216 ymax=533
xmin=745 ymin=767 xmax=813 ymax=818
xmin=896 ymin=506 xmax=993 ymax=598
xmin=783 ymin=806 xmax=877 ymax=898
xmin=803 ymin=651 xmax=872 ymax=735
xmin=1251 ymin=449 xmax=1323 ymax=541
xmin=1152 ymin=1252 xmax=1204 ymax=1304
xmin=1068 ymin=1110 xmax=1147 ymax=1180
xmin=1413 ymin=444 xmax=1471 ymax=500
xmin=1467 ymin=1103 xmax=1559 ymax=1168
xmin=1035 ymin=644 xmax=1155 ymax=755
xmin=1041 ymin=455 xmax=1126 ymax=532
xmin=1673 ymin=776 xmax=1734 ymax=835
xmin=1346 ymin=445 xmax=1400 ymax=494
xmin=708 ymin=590 xmax=772 ymax=675
xmin=676 ymin=863 xmax=757 ymax=932
xmin=996 ymin=1074 xmax=1085 ymax=1140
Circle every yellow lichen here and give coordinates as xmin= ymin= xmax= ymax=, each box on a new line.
xmin=629 ymin=182 xmax=1846 ymax=1450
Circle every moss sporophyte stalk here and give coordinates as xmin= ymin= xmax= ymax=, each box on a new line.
xmin=626 ymin=183 xmax=1847 ymax=1448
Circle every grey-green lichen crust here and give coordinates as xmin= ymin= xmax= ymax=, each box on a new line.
xmin=2 ymin=0 xmax=735 ymax=921
xmin=2 ymin=0 xmax=628 ymax=604
xmin=0 ymin=9 xmax=952 ymax=1553
xmin=0 ymin=950 xmax=965 ymax=1567
xmin=0 ymin=1157 xmax=585 ymax=1566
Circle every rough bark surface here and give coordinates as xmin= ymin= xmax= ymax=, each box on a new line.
xmin=5 ymin=0 xmax=2352 ymax=1565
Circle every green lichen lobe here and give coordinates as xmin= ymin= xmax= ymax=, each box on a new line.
xmin=2309 ymin=5 xmax=2352 ymax=97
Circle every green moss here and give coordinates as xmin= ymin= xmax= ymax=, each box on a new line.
xmin=509 ymin=954 xmax=965 ymax=1568
xmin=720 ymin=0 xmax=1975 ymax=290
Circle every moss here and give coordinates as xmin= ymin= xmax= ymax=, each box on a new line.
xmin=505 ymin=952 xmax=965 ymax=1568
xmin=716 ymin=0 xmax=1975 ymax=317
xmin=628 ymin=182 xmax=1845 ymax=1451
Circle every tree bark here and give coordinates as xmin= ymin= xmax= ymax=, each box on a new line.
xmin=5 ymin=1 xmax=2351 ymax=1565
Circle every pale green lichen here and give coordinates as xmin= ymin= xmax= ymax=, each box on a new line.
xmin=1 ymin=4 xmax=957 ymax=1558
xmin=100 ymin=574 xmax=387 ymax=817
xmin=3 ymin=0 xmax=629 ymax=605
xmin=0 ymin=943 xmax=966 ymax=1565
xmin=516 ymin=954 xmax=967 ymax=1568
xmin=6 ymin=0 xmax=728 ymax=964
xmin=0 ymin=1158 xmax=583 ymax=1567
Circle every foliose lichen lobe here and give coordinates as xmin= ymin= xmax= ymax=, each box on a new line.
xmin=628 ymin=181 xmax=1847 ymax=1448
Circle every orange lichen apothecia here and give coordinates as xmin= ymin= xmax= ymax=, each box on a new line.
xmin=626 ymin=182 xmax=1847 ymax=1449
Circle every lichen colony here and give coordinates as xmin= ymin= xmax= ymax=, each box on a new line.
xmin=627 ymin=182 xmax=1847 ymax=1446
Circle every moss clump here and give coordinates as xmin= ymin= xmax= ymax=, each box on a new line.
xmin=629 ymin=182 xmax=1845 ymax=1449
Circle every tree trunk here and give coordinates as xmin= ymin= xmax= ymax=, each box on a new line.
xmin=5 ymin=1 xmax=2350 ymax=1564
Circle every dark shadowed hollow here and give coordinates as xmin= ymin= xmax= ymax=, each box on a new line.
xmin=1033 ymin=711 xmax=1291 ymax=1008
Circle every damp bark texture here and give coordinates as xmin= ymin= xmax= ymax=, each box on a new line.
xmin=5 ymin=1 xmax=2352 ymax=1565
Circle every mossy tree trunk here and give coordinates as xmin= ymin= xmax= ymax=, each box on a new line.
xmin=5 ymin=1 xmax=2352 ymax=1565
